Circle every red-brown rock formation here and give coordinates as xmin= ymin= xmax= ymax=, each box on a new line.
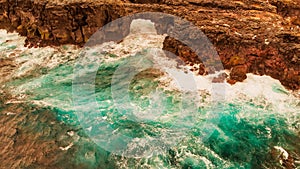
xmin=0 ymin=0 xmax=299 ymax=89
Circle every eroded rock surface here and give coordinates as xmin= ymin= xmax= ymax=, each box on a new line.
xmin=0 ymin=0 xmax=299 ymax=90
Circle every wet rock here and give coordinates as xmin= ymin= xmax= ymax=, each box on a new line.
xmin=0 ymin=0 xmax=299 ymax=90
xmin=71 ymin=29 xmax=84 ymax=44
xmin=227 ymin=78 xmax=237 ymax=85
xmin=230 ymin=65 xmax=247 ymax=82
xmin=212 ymin=72 xmax=228 ymax=83
xmin=52 ymin=29 xmax=70 ymax=43
xmin=38 ymin=26 xmax=51 ymax=40
xmin=271 ymin=146 xmax=297 ymax=169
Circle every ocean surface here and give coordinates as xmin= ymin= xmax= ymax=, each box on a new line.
xmin=0 ymin=26 xmax=299 ymax=169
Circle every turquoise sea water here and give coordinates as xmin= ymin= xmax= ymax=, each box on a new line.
xmin=1 ymin=30 xmax=300 ymax=168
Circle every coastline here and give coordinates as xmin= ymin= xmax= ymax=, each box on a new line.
xmin=0 ymin=0 xmax=299 ymax=90
xmin=0 ymin=1 xmax=300 ymax=168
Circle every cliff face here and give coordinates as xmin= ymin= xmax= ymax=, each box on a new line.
xmin=0 ymin=0 xmax=299 ymax=90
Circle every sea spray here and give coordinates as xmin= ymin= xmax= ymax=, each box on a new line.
xmin=0 ymin=23 xmax=299 ymax=168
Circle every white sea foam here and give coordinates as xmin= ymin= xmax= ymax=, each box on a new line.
xmin=3 ymin=27 xmax=297 ymax=106
xmin=1 ymin=22 xmax=299 ymax=168
xmin=156 ymin=55 xmax=299 ymax=106
xmin=5 ymin=112 xmax=16 ymax=115
xmin=0 ymin=30 xmax=79 ymax=79
xmin=59 ymin=142 xmax=74 ymax=151
xmin=273 ymin=146 xmax=289 ymax=165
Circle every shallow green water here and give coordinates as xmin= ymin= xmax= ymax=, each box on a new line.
xmin=1 ymin=30 xmax=299 ymax=168
xmin=5 ymin=51 xmax=298 ymax=168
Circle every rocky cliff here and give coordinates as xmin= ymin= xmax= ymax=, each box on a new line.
xmin=0 ymin=0 xmax=299 ymax=89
